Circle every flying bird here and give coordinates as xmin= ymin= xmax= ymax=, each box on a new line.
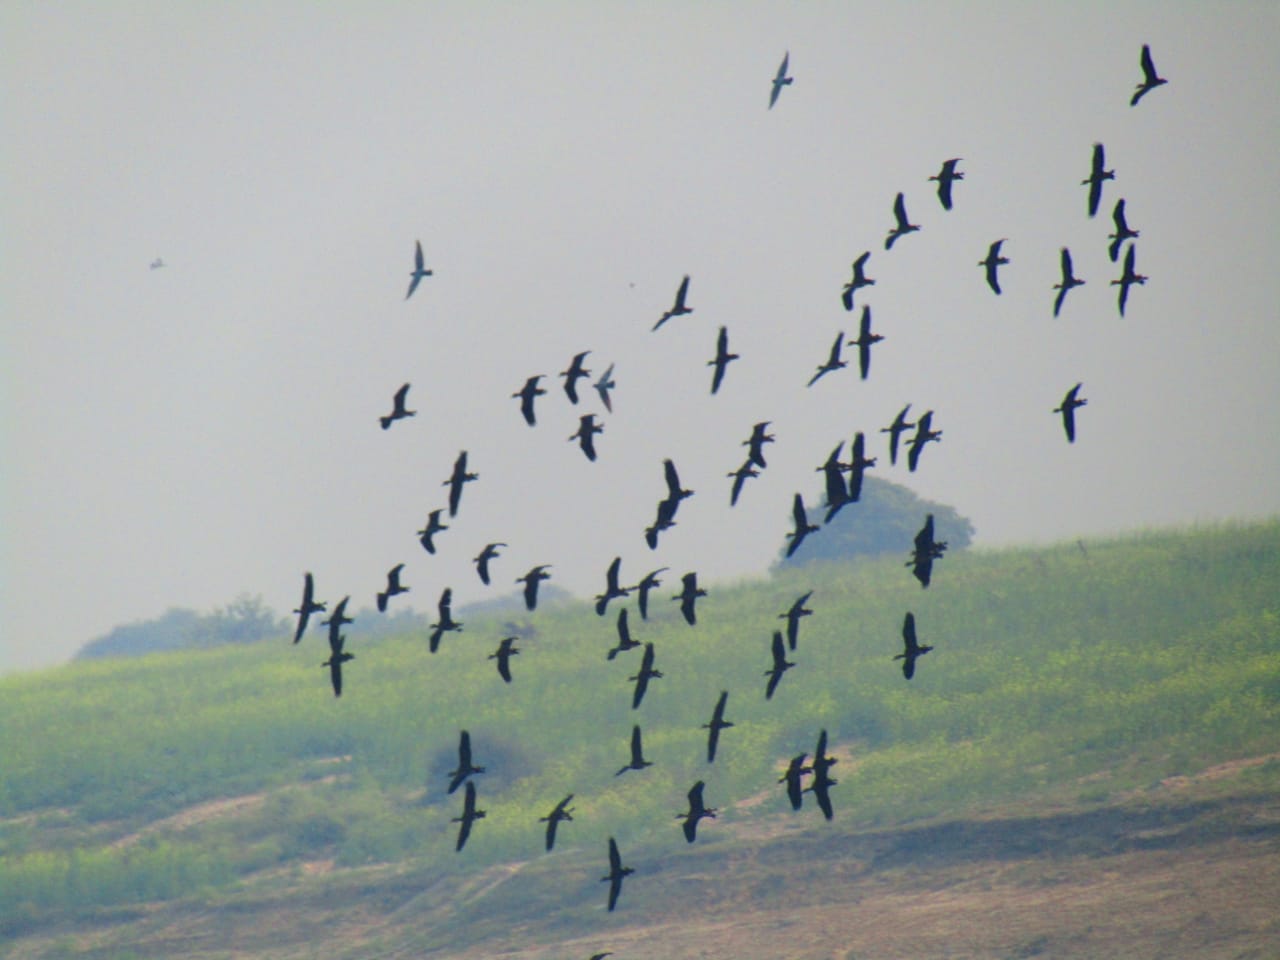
xmin=376 ymin=563 xmax=409 ymax=612
xmin=321 ymin=633 xmax=354 ymax=698
xmin=884 ymin=192 xmax=920 ymax=250
xmin=488 ymin=636 xmax=520 ymax=683
xmin=702 ymin=691 xmax=734 ymax=763
xmin=808 ymin=729 xmax=838 ymax=820
xmin=707 ymin=326 xmax=739 ymax=394
xmin=894 ymin=612 xmax=934 ymax=679
xmin=601 ymin=838 xmax=634 ymax=912
xmin=379 ymin=383 xmax=416 ymax=430
xmin=807 ymin=330 xmax=848 ymax=387
xmin=629 ymin=643 xmax=663 ymax=709
xmin=785 ymin=493 xmax=820 ymax=558
xmin=447 ymin=730 xmax=485 ymax=795
xmin=765 ymin=630 xmax=796 ymax=700
xmin=442 ymin=450 xmax=478 ymax=517
xmin=881 ymin=404 xmax=915 ymax=466
xmin=727 ymin=460 xmax=760 ymax=506
xmin=405 ymin=240 xmax=433 ymax=300
xmin=676 ymin=780 xmax=717 ymax=843
xmin=616 ymin=724 xmax=653 ymax=775
xmin=451 ymin=781 xmax=486 ymax=852
xmin=1053 ymin=382 xmax=1087 ymax=444
xmin=743 ymin=421 xmax=776 ymax=468
xmin=1052 ymin=247 xmax=1085 ymax=317
xmin=570 ymin=414 xmax=604 ymax=461
xmin=846 ymin=431 xmax=876 ymax=502
xmin=907 ymin=514 xmax=948 ymax=588
xmin=416 ymin=509 xmax=449 ymax=554
xmin=1081 ymin=143 xmax=1115 ymax=218
xmin=633 ymin=568 xmax=668 ymax=620
xmin=928 ymin=158 xmax=964 ymax=211
xmin=979 ymin=240 xmax=1010 ymax=295
xmin=906 ymin=410 xmax=941 ymax=472
xmin=841 ymin=252 xmax=875 ymax=311
xmin=539 ymin=794 xmax=574 ymax=852
xmin=292 ymin=572 xmax=327 ymax=644
xmin=516 ymin=565 xmax=553 ymax=611
xmin=593 ymin=362 xmax=617 ymax=412
xmin=429 ymin=587 xmax=463 ymax=653
xmin=779 ymin=591 xmax=813 ymax=651
xmin=1130 ymin=43 xmax=1168 ymax=106
xmin=653 ymin=275 xmax=692 ymax=331
xmin=606 ymin=607 xmax=640 ymax=660
xmin=673 ymin=572 xmax=707 ymax=626
xmin=560 ymin=351 xmax=592 ymax=404
xmin=473 ymin=542 xmax=506 ymax=585
xmin=1108 ymin=199 xmax=1140 ymax=263
xmin=513 ymin=375 xmax=547 ymax=426
xmin=1111 ymin=244 xmax=1147 ymax=316
xmin=847 ymin=305 xmax=883 ymax=380
xmin=779 ymin=753 xmax=812 ymax=810
xmin=594 ymin=557 xmax=631 ymax=616
xmin=769 ymin=51 xmax=793 ymax=108
xmin=818 ymin=442 xmax=851 ymax=523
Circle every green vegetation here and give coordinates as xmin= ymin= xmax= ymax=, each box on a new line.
xmin=2 ymin=520 xmax=1278 ymax=925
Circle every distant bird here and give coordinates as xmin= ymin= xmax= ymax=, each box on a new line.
xmin=321 ymin=633 xmax=354 ymax=698
xmin=906 ymin=410 xmax=942 ymax=472
xmin=442 ymin=450 xmax=478 ymax=517
xmin=846 ymin=431 xmax=876 ymax=501
xmin=808 ymin=729 xmax=838 ymax=820
xmin=539 ymin=794 xmax=574 ymax=852
xmin=779 ymin=753 xmax=812 ymax=810
xmin=707 ymin=326 xmax=739 ymax=395
xmin=601 ymin=837 xmax=634 ymax=912
xmin=593 ymin=362 xmax=617 ymax=412
xmin=616 ymin=724 xmax=653 ymax=775
xmin=676 ymin=780 xmax=717 ymax=843
xmin=807 ymin=330 xmax=848 ymax=387
xmin=594 ymin=556 xmax=631 ymax=616
xmin=894 ymin=612 xmax=934 ymax=679
xmin=1052 ymin=247 xmax=1086 ymax=317
xmin=606 ymin=607 xmax=640 ymax=660
xmin=513 ymin=375 xmax=547 ymax=426
xmin=560 ymin=351 xmax=592 ymax=404
xmin=643 ymin=498 xmax=678 ymax=550
xmin=320 ymin=596 xmax=354 ymax=653
xmin=702 ymin=691 xmax=734 ymax=763
xmin=765 ymin=630 xmax=796 ymax=700
xmin=570 ymin=414 xmax=604 ymax=461
xmin=292 ymin=572 xmax=327 ymax=644
xmin=416 ymin=509 xmax=449 ymax=554
xmin=663 ymin=458 xmax=695 ymax=506
xmin=727 ymin=460 xmax=760 ymax=506
xmin=907 ymin=514 xmax=948 ymax=588
xmin=149 ymin=257 xmax=165 ymax=270
xmin=653 ymin=275 xmax=693 ymax=331
xmin=841 ymin=252 xmax=875 ymax=311
xmin=405 ymin=240 xmax=433 ymax=300
xmin=1108 ymin=199 xmax=1140 ymax=263
xmin=473 ymin=542 xmax=506 ymax=585
xmin=768 ymin=51 xmax=793 ymax=109
xmin=1130 ymin=43 xmax=1168 ymax=106
xmin=447 ymin=730 xmax=485 ymax=794
xmin=1081 ymin=143 xmax=1115 ymax=218
xmin=785 ymin=493 xmax=820 ymax=558
xmin=1111 ymin=244 xmax=1147 ymax=317
xmin=629 ymin=643 xmax=663 ymax=709
xmin=743 ymin=421 xmax=776 ymax=468
xmin=979 ymin=239 xmax=1010 ymax=295
xmin=1053 ymin=382 xmax=1088 ymax=444
xmin=429 ymin=587 xmax=463 ymax=653
xmin=633 ymin=568 xmax=668 ymax=620
xmin=818 ymin=442 xmax=851 ymax=523
xmin=673 ymin=572 xmax=707 ymax=626
xmin=884 ymin=192 xmax=920 ymax=250
xmin=847 ymin=306 xmax=883 ymax=380
xmin=379 ymin=383 xmax=416 ymax=430
xmin=451 ymin=781 xmax=486 ymax=852
xmin=376 ymin=563 xmax=409 ymax=612
xmin=488 ymin=636 xmax=520 ymax=683
xmin=779 ymin=591 xmax=814 ymax=651
xmin=881 ymin=404 xmax=915 ymax=466
xmin=928 ymin=158 xmax=964 ymax=211
xmin=516 ymin=565 xmax=553 ymax=611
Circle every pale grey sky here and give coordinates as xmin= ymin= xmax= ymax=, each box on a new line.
xmin=4 ymin=3 xmax=1278 ymax=674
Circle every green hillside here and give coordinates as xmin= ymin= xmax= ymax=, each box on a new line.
xmin=2 ymin=520 xmax=1278 ymax=941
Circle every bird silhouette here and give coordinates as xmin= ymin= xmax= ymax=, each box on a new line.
xmin=601 ymin=837 xmax=634 ymax=911
xmin=785 ymin=493 xmax=820 ymax=558
xmin=473 ymin=542 xmax=506 ymax=585
xmin=769 ymin=51 xmax=793 ymax=108
xmin=1053 ymin=382 xmax=1087 ymax=444
xmin=320 ymin=596 xmax=354 ymax=654
xmin=379 ymin=383 xmax=416 ymax=430
xmin=929 ymin=158 xmax=964 ymax=211
xmin=846 ymin=431 xmax=876 ymax=502
xmin=818 ymin=442 xmax=851 ymax=523
xmin=727 ymin=460 xmax=760 ymax=506
xmin=881 ymin=404 xmax=915 ymax=466
xmin=702 ymin=691 xmax=734 ymax=763
xmin=807 ymin=330 xmax=849 ymax=387
xmin=708 ymin=326 xmax=739 ymax=395
xmin=907 ymin=514 xmax=948 ymax=588
xmin=416 ymin=509 xmax=449 ymax=554
xmin=560 ymin=351 xmax=592 ymax=404
xmin=429 ymin=587 xmax=463 ymax=653
xmin=606 ymin=607 xmax=640 ymax=660
xmin=593 ymin=362 xmax=617 ymax=412
xmin=1081 ymin=143 xmax=1115 ymax=218
xmin=765 ymin=630 xmax=796 ymax=700
xmin=488 ymin=636 xmax=520 ymax=683
xmin=447 ymin=730 xmax=485 ymax=794
xmin=847 ymin=305 xmax=883 ymax=380
xmin=808 ymin=729 xmax=838 ymax=820
xmin=516 ymin=565 xmax=553 ymax=611
xmin=906 ymin=410 xmax=942 ymax=472
xmin=673 ymin=572 xmax=707 ymax=626
xmin=405 ymin=240 xmax=433 ymax=300
xmin=569 ymin=414 xmax=604 ymax=462
xmin=539 ymin=794 xmax=575 ymax=851
xmin=743 ymin=421 xmax=776 ymax=468
xmin=979 ymin=239 xmax=1010 ymax=295
xmin=779 ymin=591 xmax=814 ymax=651
xmin=1130 ymin=43 xmax=1168 ymax=106
xmin=292 ymin=572 xmax=327 ymax=644
xmin=451 ymin=781 xmax=486 ymax=852
xmin=676 ymin=780 xmax=717 ymax=843
xmin=1108 ymin=199 xmax=1140 ymax=263
xmin=594 ymin=556 xmax=631 ymax=616
xmin=841 ymin=251 xmax=875 ymax=310
xmin=149 ymin=257 xmax=165 ymax=270
xmin=321 ymin=633 xmax=353 ymax=698
xmin=884 ymin=192 xmax=920 ymax=250
xmin=629 ymin=643 xmax=663 ymax=709
xmin=513 ymin=375 xmax=547 ymax=426
xmin=1052 ymin=247 xmax=1085 ymax=317
xmin=633 ymin=568 xmax=668 ymax=620
xmin=653 ymin=275 xmax=692 ymax=330
xmin=894 ymin=612 xmax=934 ymax=679
xmin=779 ymin=753 xmax=812 ymax=810
xmin=616 ymin=724 xmax=653 ymax=775
xmin=376 ymin=563 xmax=409 ymax=612
xmin=442 ymin=450 xmax=478 ymax=517
xmin=1111 ymin=244 xmax=1147 ymax=316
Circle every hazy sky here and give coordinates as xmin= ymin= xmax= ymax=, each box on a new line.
xmin=4 ymin=3 xmax=1278 ymax=674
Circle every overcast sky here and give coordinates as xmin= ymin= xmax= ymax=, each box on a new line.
xmin=4 ymin=3 xmax=1278 ymax=674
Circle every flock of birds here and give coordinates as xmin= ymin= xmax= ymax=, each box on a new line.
xmin=278 ymin=42 xmax=1167 ymax=945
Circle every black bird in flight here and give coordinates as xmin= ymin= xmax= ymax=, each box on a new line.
xmin=405 ymin=240 xmax=432 ymax=300
xmin=676 ymin=780 xmax=717 ymax=843
xmin=1053 ymin=382 xmax=1087 ymax=444
xmin=616 ymin=724 xmax=654 ymax=775
xmin=451 ymin=781 xmax=486 ymax=852
xmin=442 ymin=450 xmax=478 ymax=517
xmin=629 ymin=643 xmax=663 ymax=709
xmin=633 ymin=568 xmax=668 ymax=620
xmin=570 ymin=414 xmax=604 ymax=462
xmin=894 ymin=612 xmax=934 ymax=679
xmin=808 ymin=729 xmax=838 ymax=821
xmin=779 ymin=591 xmax=814 ymax=651
xmin=727 ymin=460 xmax=760 ymax=507
xmin=765 ymin=630 xmax=796 ymax=700
xmin=1111 ymin=244 xmax=1147 ymax=316
xmin=516 ymin=565 xmax=553 ymax=611
xmin=785 ymin=493 xmax=820 ymax=558
xmin=1052 ymin=247 xmax=1086 ymax=317
xmin=673 ymin=572 xmax=707 ymax=626
xmin=376 ymin=563 xmax=409 ymax=613
xmin=473 ymin=542 xmax=506 ymax=585
xmin=929 ymin=158 xmax=964 ymax=211
xmin=769 ymin=51 xmax=793 ymax=109
xmin=807 ymin=330 xmax=848 ymax=387
xmin=1081 ymin=143 xmax=1115 ymax=218
xmin=1108 ymin=199 xmax=1140 ymax=263
xmin=884 ymin=192 xmax=920 ymax=250
xmin=560 ymin=351 xmax=592 ymax=404
xmin=1130 ymin=43 xmax=1168 ymax=106
xmin=594 ymin=556 xmax=631 ymax=616
xmin=448 ymin=729 xmax=485 ymax=794
xmin=779 ymin=753 xmax=812 ymax=810
xmin=743 ymin=421 xmax=776 ymax=468
xmin=907 ymin=514 xmax=948 ymax=588
xmin=881 ymin=403 xmax=915 ymax=467
xmin=906 ymin=410 xmax=942 ymax=473
xmin=320 ymin=596 xmax=354 ymax=653
xmin=702 ymin=691 xmax=734 ymax=763
xmin=593 ymin=362 xmax=617 ymax=413
xmin=513 ymin=374 xmax=547 ymax=426
xmin=416 ymin=509 xmax=449 ymax=555
xmin=979 ymin=239 xmax=1009 ymax=295
xmin=606 ymin=607 xmax=641 ymax=660
xmin=847 ymin=305 xmax=883 ymax=380
xmin=488 ymin=636 xmax=519 ymax=683
xmin=846 ymin=431 xmax=876 ymax=502
xmin=818 ymin=442 xmax=851 ymax=523
xmin=321 ymin=632 xmax=354 ymax=698
xmin=653 ymin=274 xmax=693 ymax=331
xmin=601 ymin=837 xmax=634 ymax=912
xmin=841 ymin=252 xmax=875 ymax=311
xmin=379 ymin=383 xmax=416 ymax=430
xmin=708 ymin=326 xmax=739 ymax=395
xmin=292 ymin=572 xmax=326 ymax=644
xmin=539 ymin=794 xmax=574 ymax=852
xmin=429 ymin=587 xmax=463 ymax=653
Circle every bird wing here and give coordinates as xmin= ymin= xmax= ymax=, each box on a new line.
xmin=1140 ymin=43 xmax=1157 ymax=83
xmin=673 ymin=274 xmax=690 ymax=310
xmin=792 ymin=493 xmax=808 ymax=530
xmin=903 ymin=612 xmax=917 ymax=653
xmin=893 ymin=192 xmax=909 ymax=228
xmin=414 ymin=240 xmax=424 ymax=272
